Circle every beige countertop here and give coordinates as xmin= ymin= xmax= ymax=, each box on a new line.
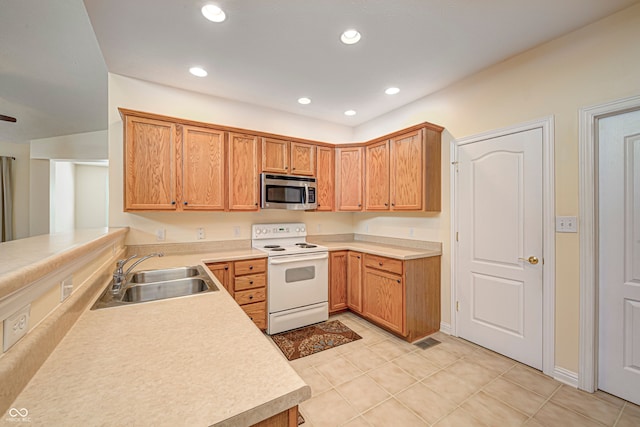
xmin=6 ymin=253 xmax=309 ymax=426
xmin=0 ymin=228 xmax=128 ymax=300
xmin=309 ymin=240 xmax=442 ymax=260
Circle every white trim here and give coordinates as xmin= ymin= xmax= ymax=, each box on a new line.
xmin=449 ymin=139 xmax=458 ymax=337
xmin=578 ymin=94 xmax=640 ymax=392
xmin=451 ymin=116 xmax=555 ymax=376
xmin=554 ymin=366 xmax=579 ymax=388
xmin=439 ymin=321 xmax=451 ymax=335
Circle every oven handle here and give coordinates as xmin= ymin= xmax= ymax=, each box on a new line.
xmin=269 ymin=253 xmax=328 ymax=265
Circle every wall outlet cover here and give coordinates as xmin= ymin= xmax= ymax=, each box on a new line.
xmin=60 ymin=276 xmax=73 ymax=302
xmin=196 ymin=227 xmax=205 ymax=240
xmin=156 ymin=229 xmax=166 ymax=241
xmin=556 ymin=216 xmax=578 ymax=233
xmin=3 ymin=304 xmax=30 ymax=352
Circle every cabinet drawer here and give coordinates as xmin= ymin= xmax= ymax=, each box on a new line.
xmin=234 ymin=258 xmax=267 ymax=276
xmin=364 ymin=254 xmax=403 ymax=275
xmin=235 ymin=287 xmax=266 ymax=305
xmin=242 ymin=301 xmax=266 ymax=329
xmin=234 ymin=273 xmax=266 ymax=291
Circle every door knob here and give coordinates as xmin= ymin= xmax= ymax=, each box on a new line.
xmin=518 ymin=256 xmax=539 ymax=265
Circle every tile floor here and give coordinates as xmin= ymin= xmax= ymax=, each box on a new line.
xmin=269 ymin=312 xmax=640 ymax=427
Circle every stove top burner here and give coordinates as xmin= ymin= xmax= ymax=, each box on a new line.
xmin=264 ymin=245 xmax=281 ymax=249
xmin=294 ymin=243 xmax=317 ymax=249
xmin=270 ymin=247 xmax=286 ymax=251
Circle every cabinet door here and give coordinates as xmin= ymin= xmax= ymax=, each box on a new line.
xmin=363 ymin=268 xmax=405 ymax=335
xmin=390 ymin=129 xmax=423 ymax=210
xmin=336 ymin=147 xmax=364 ymax=211
xmin=124 ymin=116 xmax=177 ymax=210
xmin=316 ymin=146 xmax=335 ymax=211
xmin=365 ymin=140 xmax=390 ymax=210
xmin=290 ymin=142 xmax=316 ymax=176
xmin=329 ymin=251 xmax=348 ymax=313
xmin=207 ymin=262 xmax=233 ymax=297
xmin=347 ymin=251 xmax=363 ymax=313
xmin=228 ymin=133 xmax=260 ymax=211
xmin=262 ymin=137 xmax=289 ymax=174
xmin=182 ymin=126 xmax=226 ymax=210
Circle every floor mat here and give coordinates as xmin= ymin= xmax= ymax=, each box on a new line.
xmin=271 ymin=320 xmax=362 ymax=361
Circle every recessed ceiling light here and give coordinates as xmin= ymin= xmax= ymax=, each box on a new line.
xmin=344 ymin=110 xmax=357 ymax=116
xmin=201 ymin=4 xmax=226 ymax=22
xmin=385 ymin=87 xmax=400 ymax=95
xmin=340 ymin=29 xmax=361 ymax=45
xmin=189 ymin=67 xmax=208 ymax=77
xmin=298 ymin=97 xmax=311 ymax=105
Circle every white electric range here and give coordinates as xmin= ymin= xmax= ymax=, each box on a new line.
xmin=252 ymin=223 xmax=328 ymax=334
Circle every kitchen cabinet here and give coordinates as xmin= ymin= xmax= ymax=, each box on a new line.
xmin=262 ymin=138 xmax=315 ymax=176
xmin=208 ymin=261 xmax=233 ymax=296
xmin=363 ymin=256 xmax=405 ymax=335
xmin=347 ymin=251 xmax=363 ymax=313
xmin=124 ymin=115 xmax=177 ymax=210
xmin=181 ymin=125 xmax=226 ymax=210
xmin=360 ymin=253 xmax=441 ymax=342
xmin=390 ymin=129 xmax=424 ymax=211
xmin=228 ymin=132 xmax=260 ymax=211
xmin=207 ymin=257 xmax=267 ymax=329
xmin=316 ymin=146 xmax=335 ymax=211
xmin=329 ymin=251 xmax=348 ymax=313
xmin=365 ymin=140 xmax=390 ymax=210
xmin=122 ymin=114 xmax=226 ymax=211
xmin=336 ymin=147 xmax=364 ymax=211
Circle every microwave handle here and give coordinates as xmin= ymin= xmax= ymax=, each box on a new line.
xmin=304 ymin=183 xmax=308 ymax=203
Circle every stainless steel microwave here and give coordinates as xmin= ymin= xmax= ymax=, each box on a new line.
xmin=260 ymin=173 xmax=317 ymax=210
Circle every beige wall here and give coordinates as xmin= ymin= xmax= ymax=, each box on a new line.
xmin=31 ymin=130 xmax=108 ymax=160
xmin=353 ymin=4 xmax=640 ymax=373
xmin=75 ymin=164 xmax=108 ymax=229
xmin=108 ymin=74 xmax=356 ymax=245
xmin=0 ymin=141 xmax=30 ymax=239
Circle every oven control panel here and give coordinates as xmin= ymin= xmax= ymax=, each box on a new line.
xmin=252 ymin=223 xmax=307 ymax=240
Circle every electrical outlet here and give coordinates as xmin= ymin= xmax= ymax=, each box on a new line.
xmin=196 ymin=227 xmax=205 ymax=240
xmin=409 ymin=227 xmax=415 ymax=237
xmin=233 ymin=226 xmax=241 ymax=237
xmin=156 ymin=229 xmax=166 ymax=241
xmin=60 ymin=276 xmax=73 ymax=302
xmin=365 ymin=224 xmax=369 ymax=233
xmin=317 ymin=224 xmax=322 ymax=233
xmin=556 ymin=216 xmax=577 ymax=233
xmin=3 ymin=304 xmax=30 ymax=352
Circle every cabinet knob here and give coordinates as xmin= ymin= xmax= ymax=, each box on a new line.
xmin=249 ymin=266 xmax=253 ymax=270
xmin=397 ymin=279 xmax=401 ymax=284
xmin=249 ymin=295 xmax=254 ymax=300
xmin=249 ymin=280 xmax=254 ymax=285
xmin=285 ymin=166 xmax=288 ymax=169
xmin=292 ymin=167 xmax=296 ymax=170
xmin=357 ymin=256 xmax=361 ymax=259
xmin=224 ymin=266 xmax=229 ymax=270
xmin=255 ymin=203 xmax=258 ymax=206
xmin=384 ymin=203 xmax=388 ymax=206
xmin=379 ymin=262 xmax=383 ymax=266
xmin=171 ymin=201 xmax=176 ymax=205
xmin=392 ymin=203 xmax=395 ymax=207
xmin=184 ymin=201 xmax=188 ymax=205
xmin=358 ymin=204 xmax=362 ymax=207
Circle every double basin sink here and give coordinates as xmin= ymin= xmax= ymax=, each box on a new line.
xmin=92 ymin=265 xmax=218 ymax=309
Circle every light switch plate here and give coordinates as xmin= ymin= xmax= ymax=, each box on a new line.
xmin=3 ymin=304 xmax=30 ymax=352
xmin=556 ymin=216 xmax=578 ymax=233
xmin=197 ymin=227 xmax=205 ymax=240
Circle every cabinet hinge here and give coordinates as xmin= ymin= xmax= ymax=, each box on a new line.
xmin=456 ymin=301 xmax=460 ymax=312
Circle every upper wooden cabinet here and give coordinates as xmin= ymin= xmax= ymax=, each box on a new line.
xmin=336 ymin=147 xmax=364 ymax=211
xmin=262 ymin=138 xmax=315 ymax=176
xmin=365 ymin=140 xmax=390 ymax=210
xmin=228 ymin=133 xmax=260 ymax=211
xmin=124 ymin=115 xmax=177 ymax=211
xmin=181 ymin=125 xmax=226 ymax=210
xmin=316 ymin=146 xmax=335 ymax=211
xmin=363 ymin=127 xmax=442 ymax=212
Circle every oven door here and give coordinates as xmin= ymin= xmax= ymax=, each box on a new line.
xmin=268 ymin=252 xmax=328 ymax=313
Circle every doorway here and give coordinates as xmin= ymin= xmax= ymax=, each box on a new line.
xmin=579 ymin=95 xmax=640 ymax=403
xmin=452 ymin=117 xmax=555 ymax=376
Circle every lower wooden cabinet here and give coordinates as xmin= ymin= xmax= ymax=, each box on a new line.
xmin=207 ymin=257 xmax=267 ymax=330
xmin=347 ymin=251 xmax=363 ymax=313
xmin=329 ymin=251 xmax=348 ymax=313
xmin=340 ymin=251 xmax=440 ymax=342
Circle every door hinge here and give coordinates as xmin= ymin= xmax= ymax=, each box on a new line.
xmin=456 ymin=232 xmax=459 ymax=242
xmin=456 ymin=301 xmax=460 ymax=312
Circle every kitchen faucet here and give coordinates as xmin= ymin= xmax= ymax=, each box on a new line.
xmin=111 ymin=253 xmax=164 ymax=294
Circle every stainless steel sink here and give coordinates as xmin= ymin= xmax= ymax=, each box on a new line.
xmin=128 ymin=266 xmax=201 ymax=284
xmin=92 ymin=265 xmax=218 ymax=309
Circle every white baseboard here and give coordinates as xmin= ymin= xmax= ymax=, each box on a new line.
xmin=554 ymin=366 xmax=579 ymax=388
xmin=439 ymin=322 xmax=451 ymax=335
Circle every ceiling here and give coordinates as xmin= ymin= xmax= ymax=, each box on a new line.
xmin=1 ymin=0 xmax=639 ymax=142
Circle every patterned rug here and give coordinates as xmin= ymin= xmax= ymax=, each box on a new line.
xmin=271 ymin=320 xmax=362 ymax=361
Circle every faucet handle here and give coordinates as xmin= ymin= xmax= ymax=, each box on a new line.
xmin=117 ymin=254 xmax=138 ymax=269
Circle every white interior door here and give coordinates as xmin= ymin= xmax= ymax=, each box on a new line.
xmin=456 ymin=128 xmax=543 ymax=369
xmin=598 ymin=109 xmax=640 ymax=405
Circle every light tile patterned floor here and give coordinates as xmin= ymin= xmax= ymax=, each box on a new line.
xmin=268 ymin=312 xmax=640 ymax=427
